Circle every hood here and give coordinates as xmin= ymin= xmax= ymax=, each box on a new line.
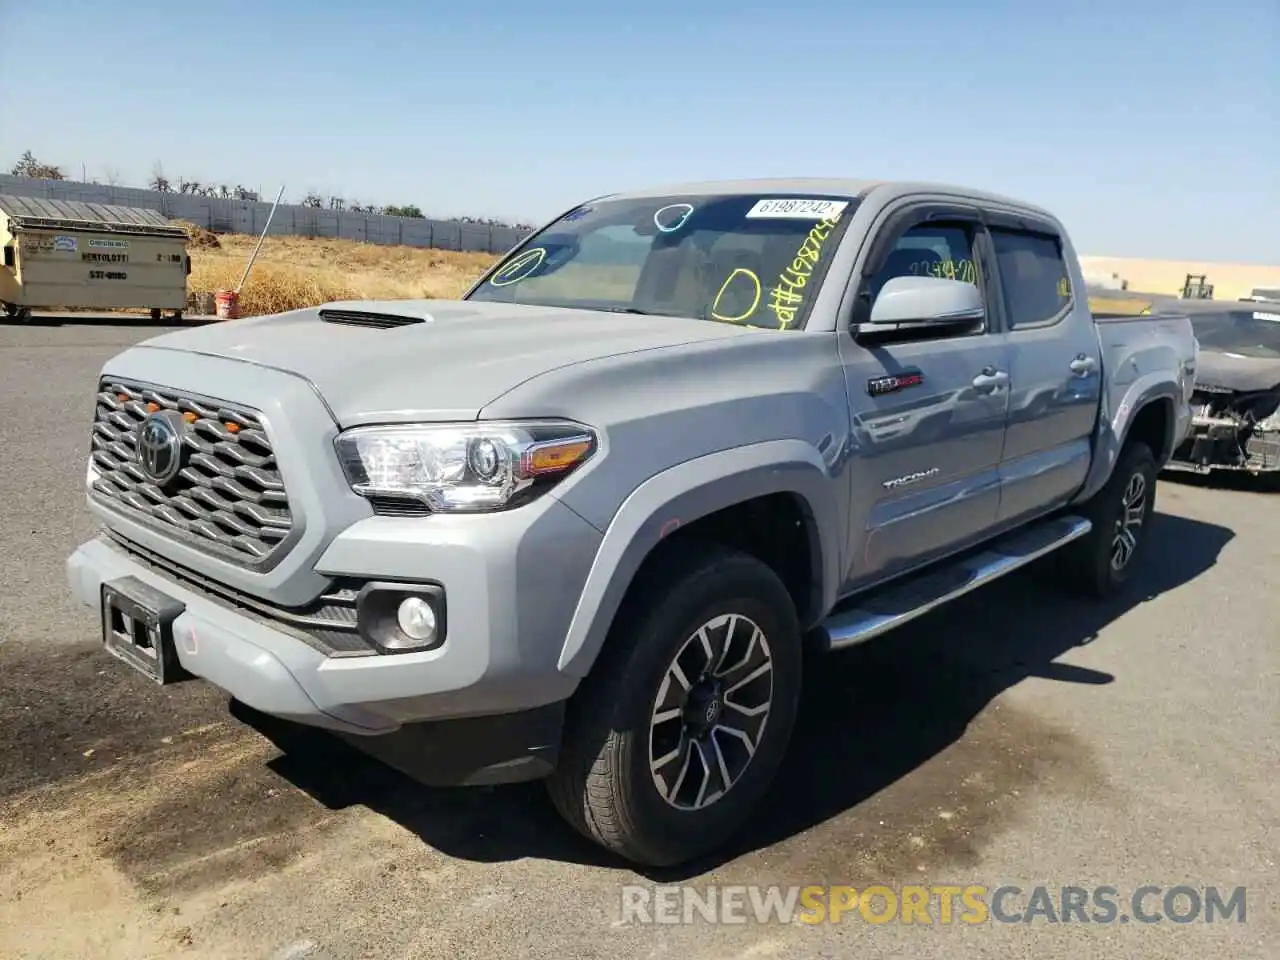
xmin=135 ymin=299 xmax=754 ymax=425
xmin=1194 ymin=348 xmax=1280 ymax=394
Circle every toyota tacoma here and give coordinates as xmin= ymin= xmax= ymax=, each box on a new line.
xmin=67 ymin=178 xmax=1197 ymax=867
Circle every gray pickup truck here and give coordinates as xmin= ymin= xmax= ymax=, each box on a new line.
xmin=66 ymin=178 xmax=1197 ymax=867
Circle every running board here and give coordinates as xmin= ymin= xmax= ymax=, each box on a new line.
xmin=815 ymin=515 xmax=1093 ymax=652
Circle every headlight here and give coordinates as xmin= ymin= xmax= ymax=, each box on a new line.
xmin=334 ymin=420 xmax=597 ymax=513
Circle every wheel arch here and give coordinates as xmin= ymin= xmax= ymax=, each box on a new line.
xmin=555 ymin=439 xmax=843 ymax=679
xmin=1074 ymin=378 xmax=1180 ymax=506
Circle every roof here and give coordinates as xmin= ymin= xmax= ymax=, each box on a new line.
xmin=0 ymin=193 xmax=187 ymax=238
xmin=598 ymin=177 xmax=1057 ymax=220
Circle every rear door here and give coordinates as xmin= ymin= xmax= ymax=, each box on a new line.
xmin=837 ymin=204 xmax=1012 ymax=591
xmin=985 ymin=219 xmax=1102 ymax=526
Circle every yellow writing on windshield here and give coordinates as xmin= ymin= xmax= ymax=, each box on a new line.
xmin=711 ymin=268 xmax=763 ymax=322
xmin=489 ymin=247 xmax=546 ymax=286
xmin=767 ymin=211 xmax=843 ymax=328
xmin=909 ymin=259 xmax=977 ymax=284
xmin=1057 ymin=275 xmax=1070 ymax=298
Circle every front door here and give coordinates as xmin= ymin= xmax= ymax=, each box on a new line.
xmin=987 ymin=225 xmax=1103 ymax=525
xmin=838 ymin=217 xmax=1011 ymax=592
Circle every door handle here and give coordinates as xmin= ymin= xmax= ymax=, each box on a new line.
xmin=1069 ymin=354 xmax=1098 ymax=376
xmin=972 ymin=367 xmax=1009 ymax=392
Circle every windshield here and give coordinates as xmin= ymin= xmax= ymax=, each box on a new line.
xmin=1190 ymin=308 xmax=1280 ymax=359
xmin=465 ymin=193 xmax=859 ymax=330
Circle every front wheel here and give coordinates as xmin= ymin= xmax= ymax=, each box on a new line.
xmin=1058 ymin=440 xmax=1158 ymax=598
xmin=546 ymin=544 xmax=803 ymax=867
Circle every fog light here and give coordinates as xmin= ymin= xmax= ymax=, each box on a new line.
xmin=396 ymin=596 xmax=437 ymax=643
xmin=356 ymin=581 xmax=447 ymax=655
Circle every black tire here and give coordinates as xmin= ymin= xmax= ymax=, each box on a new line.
xmin=546 ymin=543 xmax=803 ymax=867
xmin=150 ymin=307 xmax=163 ymax=321
xmin=1058 ymin=440 xmax=1158 ymax=598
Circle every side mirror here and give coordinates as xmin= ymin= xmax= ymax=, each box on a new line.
xmin=867 ymin=275 xmax=985 ymax=326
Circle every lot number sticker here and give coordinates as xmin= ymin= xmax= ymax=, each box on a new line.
xmin=745 ymin=198 xmax=848 ymax=220
xmin=54 ymin=235 xmax=78 ymax=252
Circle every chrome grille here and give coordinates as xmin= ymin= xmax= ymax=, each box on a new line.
xmin=89 ymin=378 xmax=294 ymax=565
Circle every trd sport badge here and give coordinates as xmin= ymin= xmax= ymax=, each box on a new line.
xmin=867 ymin=368 xmax=924 ymax=397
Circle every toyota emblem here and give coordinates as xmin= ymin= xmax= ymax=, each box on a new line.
xmin=136 ymin=412 xmax=186 ymax=485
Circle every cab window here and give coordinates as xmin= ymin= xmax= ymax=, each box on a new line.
xmin=989 ymin=228 xmax=1072 ymax=328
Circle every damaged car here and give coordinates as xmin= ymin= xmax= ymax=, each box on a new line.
xmin=1167 ymin=304 xmax=1280 ymax=476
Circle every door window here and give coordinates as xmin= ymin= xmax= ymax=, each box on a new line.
xmin=989 ymin=229 xmax=1072 ymax=329
xmin=867 ymin=223 xmax=982 ymax=302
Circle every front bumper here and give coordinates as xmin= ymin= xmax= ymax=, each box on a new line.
xmin=1166 ymin=415 xmax=1280 ymax=474
xmin=67 ymin=494 xmax=599 ymax=736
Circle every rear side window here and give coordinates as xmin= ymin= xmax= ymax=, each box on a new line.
xmin=990 ymin=229 xmax=1072 ymax=328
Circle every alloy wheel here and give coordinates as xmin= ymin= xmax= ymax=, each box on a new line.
xmin=648 ymin=613 xmax=775 ymax=811
xmin=1110 ymin=471 xmax=1148 ymax=571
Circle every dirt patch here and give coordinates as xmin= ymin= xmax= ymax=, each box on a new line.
xmin=173 ymin=220 xmax=222 ymax=250
xmin=104 ymin=740 xmax=342 ymax=897
xmin=0 ymin=723 xmax=347 ymax=891
xmin=0 ymin=639 xmax=232 ymax=800
xmin=0 ymin=723 xmax=359 ymax=958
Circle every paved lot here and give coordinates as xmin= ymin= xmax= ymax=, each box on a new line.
xmin=0 ymin=320 xmax=1275 ymax=959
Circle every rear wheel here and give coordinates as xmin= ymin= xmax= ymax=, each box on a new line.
xmin=546 ymin=544 xmax=802 ymax=867
xmin=1059 ymin=440 xmax=1158 ymax=598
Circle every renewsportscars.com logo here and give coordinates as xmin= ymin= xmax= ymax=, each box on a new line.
xmin=619 ymin=884 xmax=1248 ymax=926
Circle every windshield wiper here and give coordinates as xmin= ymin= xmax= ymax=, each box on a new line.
xmin=603 ymin=307 xmax=693 ymax=319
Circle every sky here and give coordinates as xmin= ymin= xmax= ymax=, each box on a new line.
xmin=1 ymin=0 xmax=1276 ymax=263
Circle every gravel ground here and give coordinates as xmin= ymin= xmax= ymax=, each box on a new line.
xmin=0 ymin=320 xmax=1275 ymax=959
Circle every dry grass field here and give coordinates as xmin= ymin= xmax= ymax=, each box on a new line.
xmin=187 ymin=232 xmax=500 ymax=317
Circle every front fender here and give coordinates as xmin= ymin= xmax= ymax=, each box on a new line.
xmin=555 ymin=439 xmax=843 ymax=679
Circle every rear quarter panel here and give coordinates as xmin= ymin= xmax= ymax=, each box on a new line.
xmin=1075 ymin=312 xmax=1196 ymax=502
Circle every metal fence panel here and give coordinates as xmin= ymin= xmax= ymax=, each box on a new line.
xmin=0 ymin=174 xmax=533 ymax=254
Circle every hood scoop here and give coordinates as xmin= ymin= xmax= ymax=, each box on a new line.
xmin=319 ymin=308 xmax=428 ymax=329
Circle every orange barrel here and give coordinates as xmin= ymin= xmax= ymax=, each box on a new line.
xmin=214 ymin=289 xmax=241 ymax=320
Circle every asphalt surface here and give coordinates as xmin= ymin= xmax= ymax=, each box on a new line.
xmin=0 ymin=319 xmax=1276 ymax=959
